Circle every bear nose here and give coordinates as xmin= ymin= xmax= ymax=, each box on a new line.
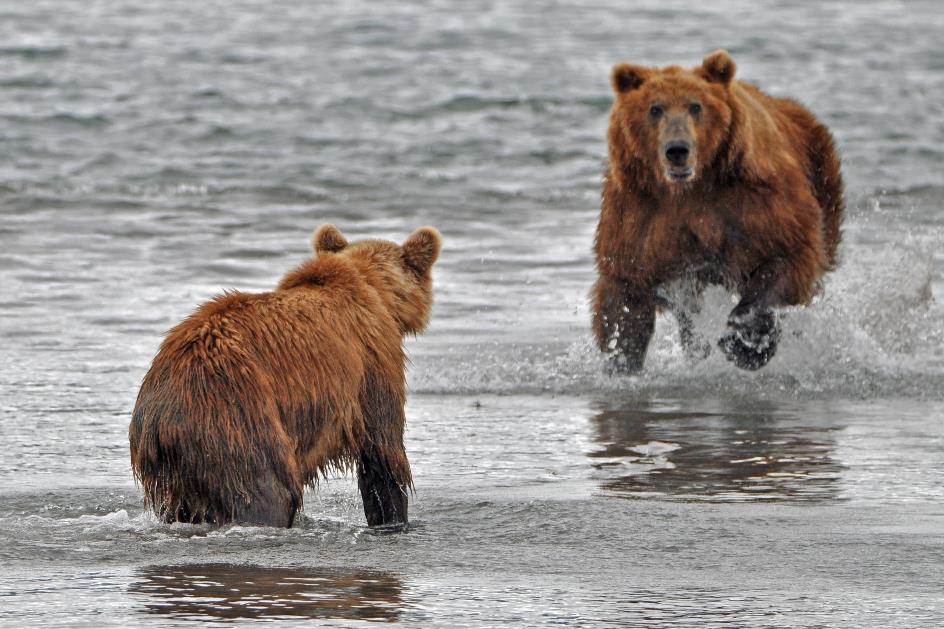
xmin=665 ymin=141 xmax=691 ymax=166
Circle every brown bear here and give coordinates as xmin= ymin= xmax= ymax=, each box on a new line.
xmin=129 ymin=224 xmax=442 ymax=528
xmin=592 ymin=50 xmax=843 ymax=372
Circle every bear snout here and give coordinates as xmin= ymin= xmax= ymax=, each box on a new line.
xmin=664 ymin=141 xmax=691 ymax=167
xmin=663 ymin=140 xmax=695 ymax=182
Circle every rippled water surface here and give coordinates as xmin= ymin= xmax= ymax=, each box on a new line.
xmin=2 ymin=0 xmax=944 ymax=626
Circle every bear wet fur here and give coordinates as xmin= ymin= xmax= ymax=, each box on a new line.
xmin=129 ymin=224 xmax=442 ymax=528
xmin=592 ymin=50 xmax=844 ymax=372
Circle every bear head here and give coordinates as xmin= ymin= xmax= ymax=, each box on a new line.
xmin=608 ymin=50 xmax=736 ymax=190
xmin=312 ymin=224 xmax=442 ymax=334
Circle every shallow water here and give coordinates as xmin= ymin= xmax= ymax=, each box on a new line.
xmin=2 ymin=0 xmax=944 ymax=626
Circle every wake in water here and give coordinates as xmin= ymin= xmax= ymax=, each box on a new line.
xmin=410 ymin=223 xmax=944 ymax=400
xmin=0 ymin=485 xmax=380 ymax=565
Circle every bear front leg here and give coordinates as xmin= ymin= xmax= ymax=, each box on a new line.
xmin=718 ymin=303 xmax=781 ymax=370
xmin=357 ymin=447 xmax=409 ymax=527
xmin=719 ymin=256 xmax=804 ymax=370
xmin=592 ymin=275 xmax=656 ymax=374
xmin=357 ymin=372 xmax=413 ymax=528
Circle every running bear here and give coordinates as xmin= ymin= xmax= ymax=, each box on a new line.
xmin=130 ymin=225 xmax=442 ymax=527
xmin=592 ymin=50 xmax=843 ymax=372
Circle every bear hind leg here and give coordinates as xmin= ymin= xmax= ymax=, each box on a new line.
xmin=676 ymin=309 xmax=712 ymax=362
xmin=232 ymin=468 xmax=300 ymax=528
xmin=657 ymin=278 xmax=711 ymax=362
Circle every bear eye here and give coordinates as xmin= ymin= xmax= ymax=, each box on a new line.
xmin=689 ymin=103 xmax=702 ymax=115
xmin=649 ymin=104 xmax=664 ymax=118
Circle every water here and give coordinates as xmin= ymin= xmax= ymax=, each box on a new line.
xmin=2 ymin=0 xmax=944 ymax=626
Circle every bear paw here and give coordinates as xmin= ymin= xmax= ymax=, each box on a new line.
xmin=683 ymin=336 xmax=713 ymax=363
xmin=718 ymin=309 xmax=781 ymax=371
xmin=604 ymin=351 xmax=645 ymax=376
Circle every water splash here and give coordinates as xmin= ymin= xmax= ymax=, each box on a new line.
xmin=410 ymin=239 xmax=943 ymax=400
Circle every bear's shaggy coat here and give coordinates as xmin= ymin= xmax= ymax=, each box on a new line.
xmin=130 ymin=225 xmax=441 ymax=527
xmin=592 ymin=50 xmax=843 ymax=371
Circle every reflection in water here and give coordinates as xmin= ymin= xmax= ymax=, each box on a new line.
xmin=588 ymin=402 xmax=845 ymax=502
xmin=130 ymin=564 xmax=403 ymax=622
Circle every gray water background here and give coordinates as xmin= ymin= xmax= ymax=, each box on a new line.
xmin=1 ymin=0 xmax=944 ymax=626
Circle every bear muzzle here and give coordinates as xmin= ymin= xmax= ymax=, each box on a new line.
xmin=663 ymin=140 xmax=695 ymax=182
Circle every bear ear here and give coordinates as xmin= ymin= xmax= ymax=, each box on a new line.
xmin=402 ymin=226 xmax=442 ymax=274
xmin=700 ymin=50 xmax=736 ymax=85
xmin=312 ymin=224 xmax=348 ymax=253
xmin=611 ymin=63 xmax=650 ymax=93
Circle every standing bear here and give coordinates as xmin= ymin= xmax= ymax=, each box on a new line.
xmin=130 ymin=224 xmax=442 ymax=528
xmin=592 ymin=50 xmax=844 ymax=372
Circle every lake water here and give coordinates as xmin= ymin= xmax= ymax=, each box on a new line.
xmin=1 ymin=0 xmax=943 ymax=626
